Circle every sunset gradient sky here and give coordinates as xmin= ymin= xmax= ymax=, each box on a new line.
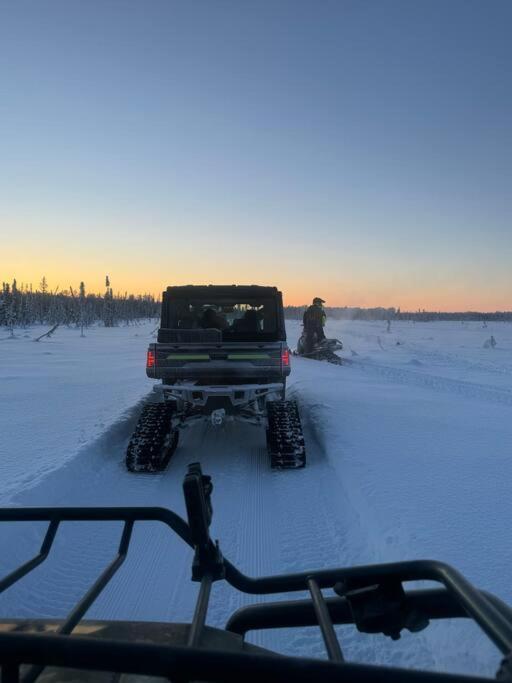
xmin=1 ymin=1 xmax=511 ymax=310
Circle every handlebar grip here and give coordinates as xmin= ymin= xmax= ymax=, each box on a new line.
xmin=183 ymin=462 xmax=213 ymax=548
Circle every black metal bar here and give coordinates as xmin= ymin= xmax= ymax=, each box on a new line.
xmin=485 ymin=591 xmax=512 ymax=625
xmin=117 ymin=519 xmax=134 ymax=555
xmin=60 ymin=520 xmax=133 ymax=635
xmin=187 ymin=574 xmax=213 ymax=648
xmin=434 ymin=562 xmax=512 ymax=656
xmin=223 ymin=558 xmax=512 ymax=654
xmin=307 ymin=578 xmax=344 ymax=662
xmin=2 ymin=664 xmax=20 ymax=683
xmin=0 ymin=557 xmax=46 ymax=596
xmin=21 ymin=521 xmax=133 ymax=683
xmin=0 ymin=631 xmax=494 ymax=683
xmin=0 ymin=508 xmax=192 ymax=546
xmin=0 ymin=521 xmax=59 ymax=595
xmin=227 ymin=587 xmax=512 ymax=636
xmin=39 ymin=520 xmax=60 ymax=555
xmin=226 ymin=588 xmax=464 ymax=635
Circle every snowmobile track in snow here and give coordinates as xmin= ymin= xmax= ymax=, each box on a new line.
xmin=353 ymin=359 xmax=512 ymax=407
xmin=307 ymin=346 xmax=512 ymax=408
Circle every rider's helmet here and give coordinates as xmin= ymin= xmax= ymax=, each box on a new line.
xmin=313 ymin=297 xmax=325 ymax=306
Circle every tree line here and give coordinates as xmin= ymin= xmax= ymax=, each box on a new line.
xmin=285 ymin=305 xmax=512 ymax=322
xmin=1 ymin=276 xmax=160 ymax=334
xmin=285 ymin=306 xmax=400 ymax=321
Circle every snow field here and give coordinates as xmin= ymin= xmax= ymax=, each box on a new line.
xmin=0 ymin=319 xmax=511 ymax=675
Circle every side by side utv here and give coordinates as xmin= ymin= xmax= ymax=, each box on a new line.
xmin=126 ymin=285 xmax=306 ymax=472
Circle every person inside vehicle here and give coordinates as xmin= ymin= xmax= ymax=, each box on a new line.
xmin=303 ymin=297 xmax=326 ymax=352
xmin=231 ymin=308 xmax=262 ymax=334
xmin=200 ymin=307 xmax=228 ymax=330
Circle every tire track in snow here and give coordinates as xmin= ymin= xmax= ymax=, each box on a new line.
xmin=271 ymin=394 xmax=439 ymax=670
xmin=0 ymin=391 xmax=436 ymax=670
xmin=0 ymin=400 xmax=196 ymax=624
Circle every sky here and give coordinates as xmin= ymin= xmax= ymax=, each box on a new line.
xmin=0 ymin=0 xmax=511 ymax=310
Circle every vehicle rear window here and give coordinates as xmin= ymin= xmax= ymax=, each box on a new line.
xmin=166 ymin=297 xmax=278 ymax=341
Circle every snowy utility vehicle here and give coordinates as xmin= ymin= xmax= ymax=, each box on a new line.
xmin=1 ymin=462 xmax=511 ymax=683
xmin=127 ymin=285 xmax=305 ymax=472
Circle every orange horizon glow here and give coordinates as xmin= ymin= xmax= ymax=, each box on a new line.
xmin=2 ymin=204 xmax=510 ymax=315
xmin=1 ymin=267 xmax=510 ymax=313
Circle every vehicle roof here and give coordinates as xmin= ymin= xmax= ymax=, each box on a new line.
xmin=163 ymin=285 xmax=281 ymax=298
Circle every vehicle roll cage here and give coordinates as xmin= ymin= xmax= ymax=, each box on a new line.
xmin=0 ymin=463 xmax=511 ymax=682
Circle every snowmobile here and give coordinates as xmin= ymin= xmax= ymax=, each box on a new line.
xmin=126 ymin=285 xmax=305 ymax=472
xmin=295 ymin=329 xmax=344 ymax=365
xmin=0 ymin=462 xmax=511 ymax=682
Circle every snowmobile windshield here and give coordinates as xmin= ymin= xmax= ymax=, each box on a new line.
xmin=166 ymin=297 xmax=279 ymax=341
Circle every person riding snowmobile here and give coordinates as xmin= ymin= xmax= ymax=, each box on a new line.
xmin=303 ymin=297 xmax=326 ymax=352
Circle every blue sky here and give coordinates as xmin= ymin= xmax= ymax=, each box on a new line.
xmin=1 ymin=0 xmax=511 ymax=309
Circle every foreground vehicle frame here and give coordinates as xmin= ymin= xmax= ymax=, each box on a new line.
xmin=0 ymin=464 xmax=511 ymax=682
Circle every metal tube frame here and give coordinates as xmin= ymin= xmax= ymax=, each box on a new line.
xmin=0 ymin=491 xmax=510 ymax=681
xmin=307 ymin=577 xmax=344 ymax=662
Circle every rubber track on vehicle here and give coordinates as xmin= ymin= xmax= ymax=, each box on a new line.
xmin=126 ymin=403 xmax=178 ymax=472
xmin=266 ymin=400 xmax=306 ymax=469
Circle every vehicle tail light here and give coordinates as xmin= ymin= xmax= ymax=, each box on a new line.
xmin=281 ymin=348 xmax=290 ymax=367
xmin=147 ymin=349 xmax=155 ymax=368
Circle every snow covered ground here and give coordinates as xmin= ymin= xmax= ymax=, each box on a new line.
xmin=0 ymin=318 xmax=511 ymax=676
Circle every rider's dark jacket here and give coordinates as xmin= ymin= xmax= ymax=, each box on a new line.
xmin=303 ymin=304 xmax=326 ymax=340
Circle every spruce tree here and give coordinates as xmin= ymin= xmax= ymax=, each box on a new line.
xmin=79 ymin=281 xmax=86 ymax=336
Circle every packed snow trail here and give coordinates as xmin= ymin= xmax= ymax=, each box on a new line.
xmin=1 ymin=320 xmax=512 ymax=675
xmin=0 ymin=393 xmax=437 ymax=669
